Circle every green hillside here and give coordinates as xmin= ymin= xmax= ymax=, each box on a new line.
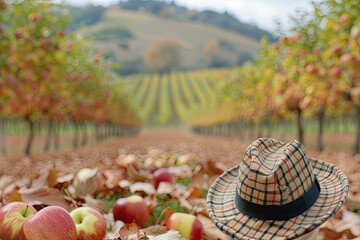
xmin=83 ymin=7 xmax=260 ymax=75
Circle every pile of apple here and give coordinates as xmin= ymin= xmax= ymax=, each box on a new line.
xmin=0 ymin=202 xmax=106 ymax=240
xmin=111 ymin=167 xmax=203 ymax=240
xmin=0 ymin=153 xmax=204 ymax=240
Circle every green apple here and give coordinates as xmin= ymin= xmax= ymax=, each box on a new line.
xmin=0 ymin=202 xmax=37 ymax=240
xmin=70 ymin=207 xmax=106 ymax=240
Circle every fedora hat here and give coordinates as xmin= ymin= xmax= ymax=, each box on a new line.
xmin=206 ymin=138 xmax=348 ymax=240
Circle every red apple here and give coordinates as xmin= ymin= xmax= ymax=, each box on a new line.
xmin=113 ymin=195 xmax=150 ymax=227
xmin=166 ymin=213 xmax=203 ymax=240
xmin=330 ymin=66 xmax=341 ymax=78
xmin=0 ymin=202 xmax=37 ymax=240
xmin=70 ymin=207 xmax=106 ymax=240
xmin=19 ymin=206 xmax=76 ymax=240
xmin=305 ymin=64 xmax=317 ymax=74
xmin=152 ymin=168 xmax=173 ymax=189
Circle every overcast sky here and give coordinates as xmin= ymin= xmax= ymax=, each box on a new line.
xmin=66 ymin=0 xmax=315 ymax=32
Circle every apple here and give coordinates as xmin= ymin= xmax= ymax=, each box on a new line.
xmin=330 ymin=66 xmax=341 ymax=78
xmin=0 ymin=202 xmax=37 ymax=240
xmin=305 ymin=64 xmax=317 ymax=74
xmin=166 ymin=213 xmax=203 ymax=240
xmin=19 ymin=206 xmax=76 ymax=240
xmin=113 ymin=195 xmax=150 ymax=227
xmin=152 ymin=168 xmax=173 ymax=189
xmin=70 ymin=207 xmax=106 ymax=240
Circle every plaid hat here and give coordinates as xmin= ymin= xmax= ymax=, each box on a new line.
xmin=206 ymin=138 xmax=349 ymax=240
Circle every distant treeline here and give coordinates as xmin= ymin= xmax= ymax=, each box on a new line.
xmin=68 ymin=0 xmax=277 ymax=42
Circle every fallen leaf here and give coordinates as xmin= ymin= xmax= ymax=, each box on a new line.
xmin=161 ymin=207 xmax=175 ymax=225
xmin=206 ymin=159 xmax=226 ymax=175
xmin=0 ymin=175 xmax=16 ymax=191
xmin=116 ymin=154 xmax=138 ymax=169
xmin=19 ymin=186 xmax=72 ymax=211
xmin=72 ymin=168 xmax=98 ymax=197
xmin=197 ymin=214 xmax=229 ymax=240
xmin=104 ymin=169 xmax=125 ymax=189
xmin=47 ymin=167 xmax=59 ymax=187
xmin=83 ymin=195 xmax=109 ymax=214
xmin=168 ymin=165 xmax=193 ymax=178
xmin=130 ymin=182 xmax=156 ymax=196
xmin=119 ymin=179 xmax=132 ymax=188
xmin=119 ymin=222 xmax=141 ymax=238
xmin=152 ymin=230 xmax=185 ymax=240
xmin=127 ymin=164 xmax=147 ymax=182
xmin=182 ymin=187 xmax=204 ymax=200
xmin=319 ymin=207 xmax=360 ymax=239
xmin=156 ymin=182 xmax=175 ymax=195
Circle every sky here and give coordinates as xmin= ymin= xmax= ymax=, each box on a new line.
xmin=66 ymin=0 xmax=315 ymax=32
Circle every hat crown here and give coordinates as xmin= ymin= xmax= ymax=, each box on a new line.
xmin=237 ymin=138 xmax=315 ymax=206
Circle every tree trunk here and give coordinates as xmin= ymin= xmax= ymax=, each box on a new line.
xmin=0 ymin=118 xmax=7 ymax=155
xmin=296 ymin=109 xmax=304 ymax=144
xmin=317 ymin=108 xmax=325 ymax=152
xmin=73 ymin=122 xmax=79 ymax=148
xmin=54 ymin=121 xmax=60 ymax=151
xmin=81 ymin=122 xmax=88 ymax=146
xmin=279 ymin=120 xmax=286 ymax=142
xmin=44 ymin=120 xmax=53 ymax=152
xmin=353 ymin=104 xmax=360 ymax=156
xmin=25 ymin=119 xmax=35 ymax=155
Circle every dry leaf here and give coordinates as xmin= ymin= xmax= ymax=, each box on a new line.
xmin=104 ymin=169 xmax=125 ymax=189
xmin=197 ymin=214 xmax=229 ymax=240
xmin=0 ymin=175 xmax=16 ymax=191
xmin=47 ymin=167 xmax=59 ymax=187
xmin=127 ymin=164 xmax=147 ymax=182
xmin=142 ymin=225 xmax=166 ymax=236
xmin=168 ymin=165 xmax=193 ymax=178
xmin=206 ymin=159 xmax=226 ymax=175
xmin=130 ymin=182 xmax=156 ymax=196
xmin=162 ymin=207 xmax=175 ymax=225
xmin=3 ymin=188 xmax=22 ymax=203
xmin=19 ymin=186 xmax=72 ymax=211
xmin=116 ymin=154 xmax=138 ymax=168
xmin=156 ymin=182 xmax=175 ymax=195
xmin=72 ymin=168 xmax=98 ymax=197
xmin=119 ymin=179 xmax=132 ymax=188
xmin=319 ymin=208 xmax=360 ymax=239
xmin=180 ymin=198 xmax=208 ymax=215
xmin=182 ymin=187 xmax=204 ymax=200
xmin=119 ymin=222 xmax=141 ymax=238
xmin=152 ymin=230 xmax=185 ymax=240
xmin=83 ymin=195 xmax=109 ymax=213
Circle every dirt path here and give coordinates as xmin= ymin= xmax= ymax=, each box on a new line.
xmin=1 ymin=129 xmax=359 ymax=194
xmin=0 ymin=129 xmax=244 ymax=177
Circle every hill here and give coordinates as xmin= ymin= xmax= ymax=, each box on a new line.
xmin=82 ymin=7 xmax=260 ymax=75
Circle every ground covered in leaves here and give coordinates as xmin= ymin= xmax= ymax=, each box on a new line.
xmin=0 ymin=129 xmax=359 ymax=239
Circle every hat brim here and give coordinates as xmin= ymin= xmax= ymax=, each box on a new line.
xmin=206 ymin=158 xmax=349 ymax=240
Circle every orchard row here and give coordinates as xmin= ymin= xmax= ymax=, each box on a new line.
xmin=122 ymin=69 xmax=226 ymax=125
xmin=0 ymin=1 xmax=141 ymax=154
xmin=191 ymin=0 xmax=360 ymax=154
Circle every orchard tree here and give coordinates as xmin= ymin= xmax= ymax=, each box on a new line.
xmin=4 ymin=1 xmax=71 ymax=154
xmin=143 ymin=36 xmax=182 ymax=73
xmin=0 ymin=0 xmax=9 ymax=154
